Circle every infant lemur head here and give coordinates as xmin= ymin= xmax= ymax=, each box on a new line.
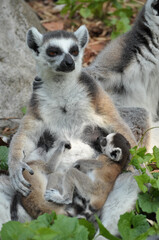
xmin=27 ymin=25 xmax=89 ymax=76
xmin=99 ymin=133 xmax=131 ymax=167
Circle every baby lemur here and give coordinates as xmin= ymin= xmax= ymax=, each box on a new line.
xmin=8 ymin=25 xmax=136 ymax=217
xmin=45 ymin=133 xmax=131 ymax=217
xmin=21 ymin=132 xmax=130 ymax=219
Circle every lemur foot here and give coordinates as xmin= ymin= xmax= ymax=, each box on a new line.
xmin=44 ymin=189 xmax=72 ymax=204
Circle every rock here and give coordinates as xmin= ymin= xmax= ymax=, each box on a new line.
xmin=0 ymin=0 xmax=45 ymax=127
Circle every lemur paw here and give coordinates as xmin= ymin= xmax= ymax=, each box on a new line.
xmin=44 ymin=189 xmax=60 ymax=202
xmin=44 ymin=189 xmax=71 ymax=204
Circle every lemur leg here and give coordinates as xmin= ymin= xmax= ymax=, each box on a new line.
xmin=45 ymin=168 xmax=98 ymax=205
xmin=9 ymin=114 xmax=43 ymax=196
xmin=46 ymin=140 xmax=71 ymax=172
xmin=63 ymin=167 xmax=113 ymax=212
xmin=21 ymin=163 xmax=66 ymax=219
xmin=44 ymin=172 xmax=64 ymax=202
xmin=73 ymin=159 xmax=103 ymax=173
xmin=94 ymin=89 xmax=137 ymax=148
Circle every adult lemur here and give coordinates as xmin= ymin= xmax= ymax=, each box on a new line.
xmin=8 ymin=25 xmax=136 ymax=202
xmin=21 ymin=133 xmax=130 ymax=219
xmin=86 ymin=0 xmax=159 ymax=149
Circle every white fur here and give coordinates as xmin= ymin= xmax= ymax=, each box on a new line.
xmin=0 ymin=175 xmax=13 ymax=229
xmin=101 ymin=133 xmax=115 ymax=156
xmin=0 ymin=175 xmax=32 ymax=230
xmin=101 ymin=133 xmax=122 ymax=161
xmin=37 ymin=38 xmax=82 ymax=78
xmin=37 ymin=76 xmax=105 ymax=138
xmin=100 ymin=171 xmax=140 ymax=237
xmin=74 ymin=25 xmax=89 ymax=48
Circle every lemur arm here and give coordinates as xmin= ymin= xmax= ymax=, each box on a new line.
xmin=73 ymin=159 xmax=103 ymax=173
xmin=8 ymin=113 xmax=43 ymax=196
xmin=94 ymin=87 xmax=137 ymax=148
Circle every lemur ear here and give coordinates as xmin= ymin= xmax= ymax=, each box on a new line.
xmin=27 ymin=27 xmax=43 ymax=54
xmin=74 ymin=25 xmax=89 ymax=49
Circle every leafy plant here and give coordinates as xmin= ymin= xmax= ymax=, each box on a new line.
xmin=0 ymin=213 xmax=90 ymax=240
xmin=0 ymin=146 xmax=8 ymax=170
xmin=56 ymin=0 xmax=141 ymax=38
xmin=21 ymin=106 xmax=27 ymax=115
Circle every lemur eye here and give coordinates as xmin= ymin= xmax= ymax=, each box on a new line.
xmin=47 ymin=51 xmax=58 ymax=57
xmin=71 ymin=50 xmax=79 ymax=56
xmin=46 ymin=46 xmax=62 ymax=57
xmin=69 ymin=45 xmax=79 ymax=57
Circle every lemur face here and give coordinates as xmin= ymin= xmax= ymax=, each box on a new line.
xmin=99 ymin=133 xmax=131 ymax=162
xmin=27 ymin=26 xmax=89 ymax=74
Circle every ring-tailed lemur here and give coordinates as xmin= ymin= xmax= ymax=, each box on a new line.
xmin=86 ymin=0 xmax=159 ymax=150
xmin=8 ymin=25 xmax=136 ymax=201
xmin=20 ymin=133 xmax=130 ymax=219
xmin=20 ymin=140 xmax=71 ymax=218
xmin=45 ymin=133 xmax=131 ymax=219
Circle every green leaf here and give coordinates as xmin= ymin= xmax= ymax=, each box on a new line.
xmin=118 ymin=211 xmax=150 ymax=240
xmin=156 ymin=208 xmax=159 ymax=224
xmin=79 ymin=218 xmax=96 ymax=240
xmin=135 ymin=227 xmax=156 ymax=240
xmin=96 ymin=216 xmax=120 ymax=240
xmin=129 ymin=146 xmax=138 ymax=155
xmin=138 ymin=191 xmax=159 ymax=213
xmin=21 ymin=106 xmax=27 ymax=115
xmin=0 ymin=213 xmax=89 ymax=240
xmin=153 ymin=146 xmax=159 ymax=168
xmin=136 ymin=199 xmax=141 ymax=214
xmin=80 ymin=8 xmax=92 ymax=18
xmin=29 ymin=212 xmax=55 ymax=231
xmin=0 ymin=146 xmax=9 ymax=170
xmin=33 ymin=228 xmax=57 ymax=240
xmin=51 ymin=215 xmax=88 ymax=240
xmin=134 ymin=174 xmax=149 ymax=193
xmin=1 ymin=221 xmax=33 ymax=240
xmin=152 ymin=172 xmax=159 ymax=179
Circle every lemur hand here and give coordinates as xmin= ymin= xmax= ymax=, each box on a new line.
xmin=45 ymin=189 xmax=72 ymax=205
xmin=9 ymin=161 xmax=34 ymax=196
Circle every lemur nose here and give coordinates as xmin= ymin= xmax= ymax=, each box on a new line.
xmin=64 ymin=54 xmax=74 ymax=66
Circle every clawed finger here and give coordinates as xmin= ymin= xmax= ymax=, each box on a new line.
xmin=14 ymin=174 xmax=31 ymax=196
xmin=22 ymin=163 xmax=34 ymax=175
xmin=12 ymin=177 xmax=28 ymax=196
xmin=18 ymin=170 xmax=31 ymax=188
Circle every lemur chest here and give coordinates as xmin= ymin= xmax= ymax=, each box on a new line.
xmin=38 ymin=84 xmax=104 ymax=136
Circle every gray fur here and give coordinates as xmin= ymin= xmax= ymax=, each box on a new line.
xmin=86 ymin=0 xmax=159 ymax=126
xmin=119 ymin=107 xmax=150 ymax=145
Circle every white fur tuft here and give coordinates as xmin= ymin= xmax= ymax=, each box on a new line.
xmin=74 ymin=25 xmax=89 ymax=49
xmin=27 ymin=27 xmax=43 ymax=50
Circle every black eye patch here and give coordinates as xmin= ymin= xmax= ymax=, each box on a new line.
xmin=46 ymin=46 xmax=62 ymax=57
xmin=69 ymin=45 xmax=79 ymax=57
xmin=100 ymin=138 xmax=107 ymax=147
